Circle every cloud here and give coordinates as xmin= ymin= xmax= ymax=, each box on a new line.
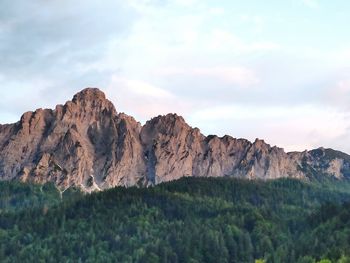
xmin=239 ymin=15 xmax=265 ymax=34
xmin=209 ymin=8 xmax=225 ymax=16
xmin=336 ymin=80 xmax=350 ymax=93
xmin=104 ymin=76 xmax=190 ymax=122
xmin=174 ymin=0 xmax=199 ymax=7
xmin=188 ymin=104 xmax=349 ymax=152
xmin=324 ymin=79 xmax=350 ymax=110
xmin=0 ymin=0 xmax=136 ymax=82
xmin=156 ymin=66 xmax=260 ymax=86
xmin=0 ymin=0 xmax=139 ymax=122
xmin=0 ymin=77 xmax=54 ymax=120
xmin=302 ymin=0 xmax=320 ymax=9
xmin=208 ymin=29 xmax=280 ymax=53
xmin=109 ymin=76 xmax=173 ymax=98
xmin=1 ymin=0 xmax=350 ymax=154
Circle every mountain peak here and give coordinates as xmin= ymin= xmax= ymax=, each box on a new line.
xmin=72 ymin=88 xmax=106 ymax=103
xmin=65 ymin=87 xmax=117 ymax=118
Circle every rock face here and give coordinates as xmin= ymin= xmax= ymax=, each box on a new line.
xmin=0 ymin=88 xmax=350 ymax=191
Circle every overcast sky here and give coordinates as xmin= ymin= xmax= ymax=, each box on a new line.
xmin=1 ymin=0 xmax=350 ymax=153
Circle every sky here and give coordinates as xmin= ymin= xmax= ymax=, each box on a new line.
xmin=1 ymin=0 xmax=350 ymax=153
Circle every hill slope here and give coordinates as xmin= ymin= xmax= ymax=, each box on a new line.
xmin=1 ymin=178 xmax=350 ymax=262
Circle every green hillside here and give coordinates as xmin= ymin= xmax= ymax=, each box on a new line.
xmin=1 ymin=178 xmax=350 ymax=263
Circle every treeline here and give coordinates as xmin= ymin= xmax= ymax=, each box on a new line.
xmin=1 ymin=177 xmax=350 ymax=262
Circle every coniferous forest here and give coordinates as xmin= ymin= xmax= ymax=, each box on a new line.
xmin=1 ymin=177 xmax=350 ymax=263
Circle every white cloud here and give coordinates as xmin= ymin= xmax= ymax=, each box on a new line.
xmin=209 ymin=7 xmax=225 ymax=15
xmin=109 ymin=76 xmax=173 ymax=98
xmin=156 ymin=66 xmax=260 ymax=86
xmin=302 ymin=0 xmax=320 ymax=9
xmin=208 ymin=29 xmax=280 ymax=53
xmin=336 ymin=80 xmax=350 ymax=93
xmin=174 ymin=0 xmax=199 ymax=7
xmin=239 ymin=15 xmax=265 ymax=34
xmin=0 ymin=76 xmax=56 ymax=120
xmin=325 ymin=79 xmax=350 ymax=110
xmin=188 ymin=104 xmax=349 ymax=152
xmin=104 ymin=75 xmax=191 ymax=122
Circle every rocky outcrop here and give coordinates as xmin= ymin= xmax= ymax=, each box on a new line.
xmin=0 ymin=88 xmax=349 ymax=191
xmin=0 ymin=88 xmax=146 ymax=192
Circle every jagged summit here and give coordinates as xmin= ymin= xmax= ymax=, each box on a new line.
xmin=0 ymin=87 xmax=350 ymax=192
xmin=68 ymin=87 xmax=116 ymax=116
xmin=72 ymin=87 xmax=107 ymax=102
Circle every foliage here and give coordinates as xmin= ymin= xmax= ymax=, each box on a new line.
xmin=0 ymin=181 xmax=61 ymax=214
xmin=1 ymin=177 xmax=350 ymax=262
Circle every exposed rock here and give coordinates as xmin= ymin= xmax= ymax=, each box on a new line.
xmin=327 ymin=159 xmax=344 ymax=178
xmin=0 ymin=87 xmax=350 ymax=191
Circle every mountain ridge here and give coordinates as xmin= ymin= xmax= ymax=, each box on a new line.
xmin=0 ymin=87 xmax=349 ymax=192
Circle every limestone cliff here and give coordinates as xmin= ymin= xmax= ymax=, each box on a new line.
xmin=0 ymin=88 xmax=349 ymax=191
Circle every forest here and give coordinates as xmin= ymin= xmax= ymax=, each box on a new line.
xmin=1 ymin=177 xmax=350 ymax=263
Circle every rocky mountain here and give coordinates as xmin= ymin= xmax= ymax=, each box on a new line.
xmin=0 ymin=88 xmax=350 ymax=192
